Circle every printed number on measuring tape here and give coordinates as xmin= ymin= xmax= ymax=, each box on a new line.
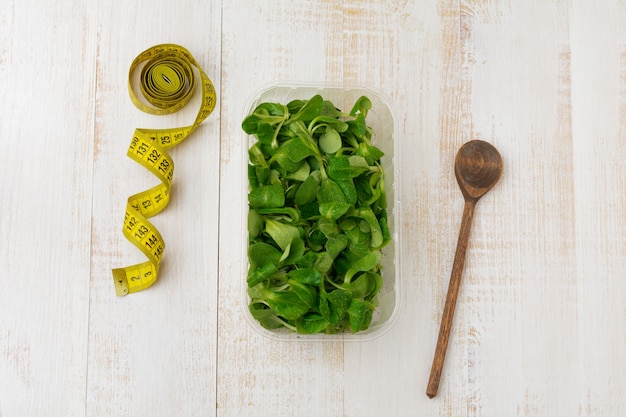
xmin=112 ymin=44 xmax=216 ymax=296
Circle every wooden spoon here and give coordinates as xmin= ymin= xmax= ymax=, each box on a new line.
xmin=426 ymin=140 xmax=503 ymax=398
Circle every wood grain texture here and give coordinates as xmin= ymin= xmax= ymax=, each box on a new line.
xmin=570 ymin=2 xmax=626 ymax=416
xmin=0 ymin=0 xmax=625 ymax=416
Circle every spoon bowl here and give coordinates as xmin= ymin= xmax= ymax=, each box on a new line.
xmin=426 ymin=140 xmax=503 ymax=398
xmin=455 ymin=140 xmax=503 ymax=201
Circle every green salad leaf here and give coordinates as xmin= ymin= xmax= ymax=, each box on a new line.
xmin=243 ymin=94 xmax=390 ymax=334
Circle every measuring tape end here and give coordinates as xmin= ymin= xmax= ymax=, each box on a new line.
xmin=112 ymin=269 xmax=129 ymax=296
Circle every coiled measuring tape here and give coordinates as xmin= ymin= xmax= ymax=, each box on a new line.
xmin=112 ymin=44 xmax=216 ymax=296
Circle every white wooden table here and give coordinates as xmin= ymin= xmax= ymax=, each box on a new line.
xmin=1 ymin=1 xmax=625 ymax=416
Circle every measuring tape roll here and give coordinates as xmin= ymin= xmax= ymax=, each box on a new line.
xmin=112 ymin=44 xmax=216 ymax=296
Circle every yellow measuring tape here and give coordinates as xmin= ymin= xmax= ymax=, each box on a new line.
xmin=112 ymin=44 xmax=216 ymax=296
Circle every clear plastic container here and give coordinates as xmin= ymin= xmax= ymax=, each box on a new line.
xmin=241 ymin=82 xmax=402 ymax=341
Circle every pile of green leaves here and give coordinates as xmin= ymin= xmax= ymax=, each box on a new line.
xmin=242 ymin=94 xmax=390 ymax=334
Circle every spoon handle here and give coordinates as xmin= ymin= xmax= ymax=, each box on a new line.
xmin=426 ymin=199 xmax=476 ymax=398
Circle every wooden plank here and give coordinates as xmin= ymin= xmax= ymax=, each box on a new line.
xmin=458 ymin=1 xmax=579 ymax=415
xmin=0 ymin=1 xmax=96 ymax=415
xmin=217 ymin=1 xmax=346 ymax=416
xmin=570 ymin=1 xmax=626 ymax=415
xmin=338 ymin=0 xmax=457 ymax=415
xmin=87 ymin=1 xmax=221 ymax=416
